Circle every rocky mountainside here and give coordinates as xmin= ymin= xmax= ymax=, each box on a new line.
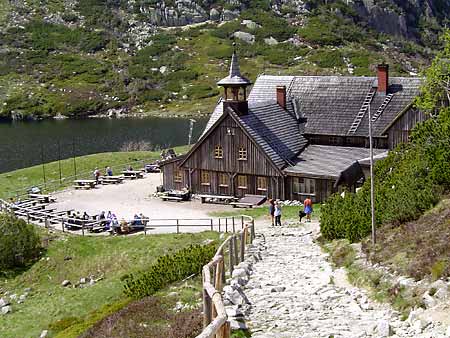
xmin=0 ymin=0 xmax=448 ymax=119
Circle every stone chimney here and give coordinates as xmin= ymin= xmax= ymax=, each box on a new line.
xmin=377 ymin=64 xmax=389 ymax=94
xmin=276 ymin=85 xmax=286 ymax=109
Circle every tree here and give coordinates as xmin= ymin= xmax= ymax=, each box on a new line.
xmin=416 ymin=30 xmax=450 ymax=115
xmin=0 ymin=213 xmax=41 ymax=270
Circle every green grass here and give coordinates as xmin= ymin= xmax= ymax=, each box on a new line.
xmin=0 ymin=229 xmax=219 ymax=338
xmin=209 ymin=204 xmax=321 ymax=221
xmin=0 ymin=145 xmax=190 ymax=199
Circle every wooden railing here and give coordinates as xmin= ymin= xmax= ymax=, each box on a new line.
xmin=197 ymin=216 xmax=255 ymax=338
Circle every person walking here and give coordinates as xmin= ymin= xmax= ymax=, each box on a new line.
xmin=304 ymin=197 xmax=313 ymax=222
xmin=274 ymin=201 xmax=282 ymax=226
xmin=93 ymin=167 xmax=101 ymax=185
xmin=268 ymin=199 xmax=275 ymax=226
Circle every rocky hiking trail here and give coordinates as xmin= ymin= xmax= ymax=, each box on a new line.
xmin=226 ymin=221 xmax=449 ymax=338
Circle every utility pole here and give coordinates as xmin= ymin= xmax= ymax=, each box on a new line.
xmin=41 ymin=145 xmax=46 ymax=191
xmin=72 ymin=139 xmax=77 ymax=180
xmin=58 ymin=141 xmax=62 ymax=185
xmin=368 ymin=102 xmax=376 ymax=245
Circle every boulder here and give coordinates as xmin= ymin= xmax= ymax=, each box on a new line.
xmin=422 ymin=292 xmax=437 ymax=309
xmin=228 ymin=319 xmax=247 ymax=330
xmin=210 ymin=8 xmax=220 ymax=21
xmin=270 ymin=286 xmax=286 ymax=292
xmin=376 ymin=320 xmax=392 ymax=337
xmin=40 ymin=330 xmax=48 ymax=338
xmin=232 ymin=268 xmax=248 ymax=279
xmin=1 ymin=305 xmax=11 ymax=315
xmin=0 ymin=298 xmax=9 ymax=308
xmin=80 ymin=278 xmax=86 ymax=284
xmin=242 ymin=19 xmax=260 ymax=30
xmin=222 ymin=10 xmax=239 ymax=22
xmin=233 ymin=31 xmax=255 ymax=44
xmin=407 ymin=307 xmax=424 ymax=325
xmin=264 ymin=37 xmax=279 ymax=45
xmin=61 ymin=280 xmax=71 ymax=287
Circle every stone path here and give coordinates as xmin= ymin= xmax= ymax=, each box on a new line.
xmin=242 ymin=221 xmax=448 ymax=338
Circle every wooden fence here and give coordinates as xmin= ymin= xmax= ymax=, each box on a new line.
xmin=197 ymin=215 xmax=255 ymax=338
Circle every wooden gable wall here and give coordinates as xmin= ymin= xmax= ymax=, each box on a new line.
xmin=182 ymin=114 xmax=281 ymax=177
xmin=386 ymin=107 xmax=428 ymax=149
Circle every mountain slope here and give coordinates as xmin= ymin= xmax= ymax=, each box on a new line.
xmin=0 ymin=0 xmax=448 ymax=120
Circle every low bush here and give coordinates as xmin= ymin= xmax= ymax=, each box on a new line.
xmin=123 ymin=243 xmax=216 ymax=299
xmin=0 ymin=213 xmax=41 ymax=270
xmin=309 ymin=49 xmax=345 ymax=68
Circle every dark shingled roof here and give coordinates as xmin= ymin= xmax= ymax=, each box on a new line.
xmin=201 ymin=99 xmax=307 ymax=169
xmin=250 ymin=75 xmax=422 ymax=137
xmin=284 ymin=145 xmax=386 ymax=179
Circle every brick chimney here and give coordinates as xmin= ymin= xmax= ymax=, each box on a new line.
xmin=377 ymin=64 xmax=389 ymax=94
xmin=276 ymin=85 xmax=286 ymax=109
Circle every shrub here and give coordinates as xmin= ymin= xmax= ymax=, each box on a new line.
xmin=309 ymin=49 xmax=345 ymax=68
xmin=123 ymin=243 xmax=216 ymax=299
xmin=0 ymin=213 xmax=41 ymax=270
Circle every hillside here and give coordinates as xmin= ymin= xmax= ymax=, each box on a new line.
xmin=0 ymin=0 xmax=449 ymax=120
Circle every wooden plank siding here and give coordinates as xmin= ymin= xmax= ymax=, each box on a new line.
xmin=305 ymin=134 xmax=388 ymax=149
xmin=182 ymin=115 xmax=282 ymax=177
xmin=386 ymin=108 xmax=428 ymax=149
xmin=161 ymin=160 xmax=188 ymax=191
xmin=285 ymin=176 xmax=335 ymax=203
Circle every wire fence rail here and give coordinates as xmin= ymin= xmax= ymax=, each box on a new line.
xmin=6 ymin=157 xmax=153 ymax=201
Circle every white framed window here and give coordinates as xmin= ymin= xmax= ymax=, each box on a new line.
xmin=238 ymin=146 xmax=247 ymax=160
xmin=293 ymin=177 xmax=315 ymax=195
xmin=237 ymin=175 xmax=247 ymax=189
xmin=201 ymin=171 xmax=210 ymax=186
xmin=214 ymin=145 xmax=223 ymax=159
xmin=257 ymin=177 xmax=267 ymax=191
xmin=219 ymin=173 xmax=228 ymax=187
xmin=174 ymin=169 xmax=182 ymax=183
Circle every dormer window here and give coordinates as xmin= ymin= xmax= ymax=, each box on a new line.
xmin=238 ymin=147 xmax=247 ymax=160
xmin=214 ymin=145 xmax=223 ymax=159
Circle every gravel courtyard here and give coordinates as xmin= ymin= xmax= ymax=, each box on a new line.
xmin=51 ymin=173 xmax=232 ymax=234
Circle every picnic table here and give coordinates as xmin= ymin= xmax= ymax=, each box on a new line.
xmin=73 ymin=179 xmax=96 ymax=189
xmin=198 ymin=194 xmax=238 ymax=204
xmin=122 ymin=170 xmax=144 ymax=179
xmin=144 ymin=164 xmax=160 ymax=173
xmin=28 ymin=193 xmax=56 ymax=203
xmin=100 ymin=175 xmax=124 ymax=184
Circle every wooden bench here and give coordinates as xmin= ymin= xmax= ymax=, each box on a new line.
xmin=73 ymin=180 xmax=96 ymax=189
xmin=230 ymin=202 xmax=254 ymax=208
xmin=199 ymin=194 xmax=238 ymax=204
xmin=160 ymin=196 xmax=183 ymax=202
xmin=100 ymin=176 xmax=124 ymax=184
xmin=28 ymin=193 xmax=56 ymax=203
xmin=122 ymin=171 xmax=144 ymax=179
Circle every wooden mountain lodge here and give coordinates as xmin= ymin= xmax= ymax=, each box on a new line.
xmin=161 ymin=52 xmax=427 ymax=202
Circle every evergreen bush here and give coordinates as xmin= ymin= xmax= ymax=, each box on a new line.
xmin=123 ymin=243 xmax=216 ymax=299
xmin=0 ymin=213 xmax=41 ymax=270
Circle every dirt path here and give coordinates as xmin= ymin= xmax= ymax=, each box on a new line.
xmin=244 ymin=221 xmax=448 ymax=338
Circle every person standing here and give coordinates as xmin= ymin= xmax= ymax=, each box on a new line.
xmin=94 ymin=167 xmax=101 ymax=185
xmin=268 ymin=199 xmax=275 ymax=226
xmin=274 ymin=201 xmax=282 ymax=226
xmin=106 ymin=166 xmax=113 ymax=176
xmin=304 ymin=197 xmax=313 ymax=222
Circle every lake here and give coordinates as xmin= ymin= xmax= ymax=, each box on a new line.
xmin=0 ymin=117 xmax=207 ymax=173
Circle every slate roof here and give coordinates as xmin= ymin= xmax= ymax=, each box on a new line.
xmin=284 ymin=145 xmax=386 ymax=179
xmin=250 ymin=75 xmax=422 ymax=137
xmin=217 ymin=52 xmax=252 ymax=86
xmin=200 ymin=99 xmax=307 ymax=169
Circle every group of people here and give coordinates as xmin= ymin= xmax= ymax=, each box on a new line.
xmin=268 ymin=197 xmax=313 ymax=227
xmin=93 ymin=165 xmax=135 ymax=184
xmin=67 ymin=210 xmax=147 ymax=235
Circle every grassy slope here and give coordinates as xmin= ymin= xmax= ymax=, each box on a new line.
xmin=0 ymin=145 xmax=190 ymax=199
xmin=0 ymin=230 xmax=219 ymax=338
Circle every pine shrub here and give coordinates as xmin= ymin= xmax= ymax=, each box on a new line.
xmin=122 ymin=243 xmax=216 ymax=299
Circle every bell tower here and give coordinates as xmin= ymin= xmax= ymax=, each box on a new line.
xmin=217 ymin=50 xmax=252 ymax=116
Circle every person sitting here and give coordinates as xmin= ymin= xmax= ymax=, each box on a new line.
xmin=110 ymin=214 xmax=119 ymax=234
xmin=120 ymin=219 xmax=130 ymax=234
xmin=127 ymin=165 xmax=133 ymax=171
xmin=106 ymin=166 xmax=113 ymax=176
xmin=133 ymin=213 xmax=142 ymax=227
xmin=82 ymin=212 xmax=90 ymax=220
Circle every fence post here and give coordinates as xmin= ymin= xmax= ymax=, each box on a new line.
xmin=82 ymin=221 xmax=85 ymax=236
xmin=218 ymin=218 xmax=221 ymax=232
xmin=27 ymin=212 xmax=30 ymax=223
xmin=203 ymin=287 xmax=212 ymax=328
xmin=232 ymin=217 xmax=235 ymax=233
xmin=225 ymin=218 xmax=228 ymax=232
xmin=221 ymin=250 xmax=226 ymax=285
xmin=240 ymin=231 xmax=245 ymax=263
xmin=44 ymin=217 xmax=48 ymax=229
xmin=210 ymin=219 xmax=213 ymax=231
xmin=233 ymin=235 xmax=238 ymax=265
xmin=62 ymin=220 xmax=65 ymax=232
xmin=215 ymin=256 xmax=223 ymax=291
xmin=229 ymin=237 xmax=234 ymax=276
xmin=241 ymin=216 xmax=244 ymax=229
xmin=221 ymin=321 xmax=231 ymax=338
